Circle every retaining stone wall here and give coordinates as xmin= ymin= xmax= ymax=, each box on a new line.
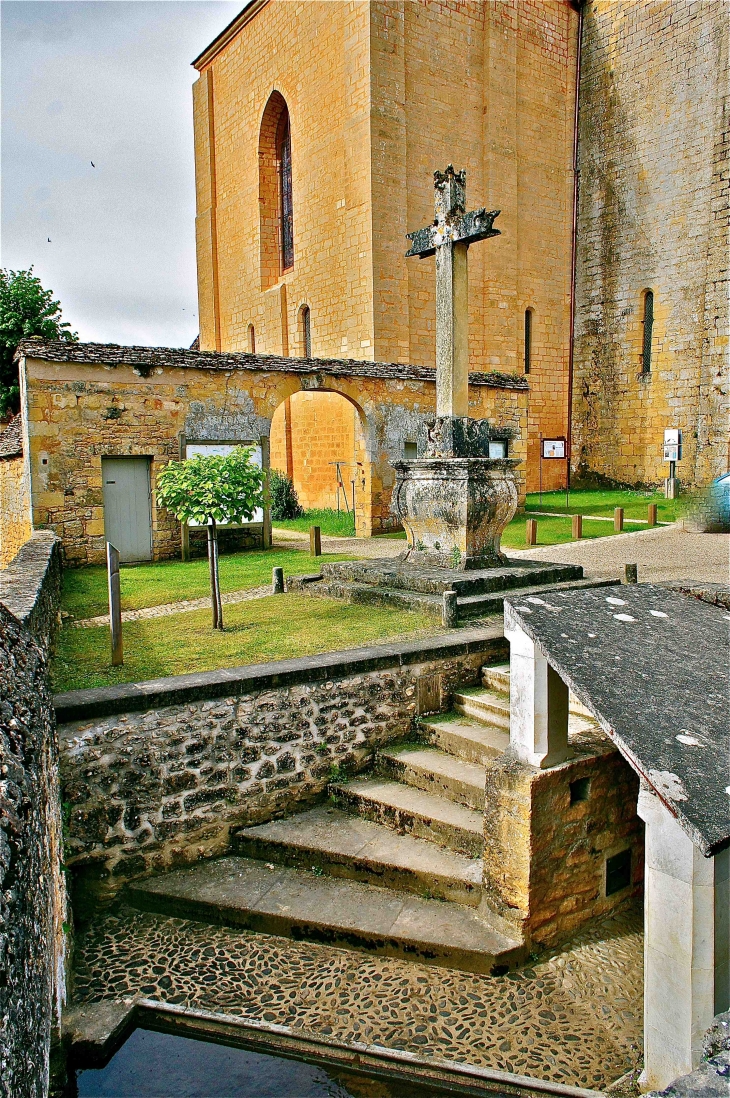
xmin=57 ymin=631 xmax=506 ymax=910
xmin=0 ymin=533 xmax=66 ymax=1098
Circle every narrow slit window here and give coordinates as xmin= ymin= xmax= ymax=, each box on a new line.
xmin=278 ymin=113 xmax=293 ymax=271
xmin=299 ymin=305 xmax=311 ymax=357
xmin=524 ymin=309 xmax=533 ymax=374
xmin=247 ymin=324 xmax=256 ymax=354
xmin=642 ymin=291 xmax=654 ymax=373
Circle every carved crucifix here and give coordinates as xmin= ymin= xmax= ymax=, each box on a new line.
xmin=406 ymin=166 xmax=500 ymax=418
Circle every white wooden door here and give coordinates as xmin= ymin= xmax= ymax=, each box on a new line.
xmin=102 ymin=456 xmax=153 ymax=562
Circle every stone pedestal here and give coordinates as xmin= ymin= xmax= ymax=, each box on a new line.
xmin=392 ymin=416 xmax=519 ymax=571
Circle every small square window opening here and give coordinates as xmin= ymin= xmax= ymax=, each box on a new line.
xmin=570 ymin=777 xmax=590 ymax=804
xmin=606 ymin=849 xmax=632 ymax=895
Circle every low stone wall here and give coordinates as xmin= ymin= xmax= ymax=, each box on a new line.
xmin=0 ymin=532 xmax=66 ymax=1098
xmin=56 ymin=629 xmax=507 ymax=911
xmin=482 ymin=727 xmax=644 ymax=950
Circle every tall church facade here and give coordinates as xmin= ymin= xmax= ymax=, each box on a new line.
xmin=192 ymin=0 xmax=581 ymax=498
xmin=192 ymin=0 xmax=728 ymax=503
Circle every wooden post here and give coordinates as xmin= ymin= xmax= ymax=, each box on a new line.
xmin=648 ymin=503 xmax=658 ymax=526
xmin=572 ymin=514 xmax=583 ymax=540
xmin=614 ymin=507 xmax=624 ymax=532
xmin=526 ymin=518 xmax=538 ymax=546
xmin=106 ymin=542 xmax=123 ymax=666
xmin=310 ymin=525 xmax=322 ymax=557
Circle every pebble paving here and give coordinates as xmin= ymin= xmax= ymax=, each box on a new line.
xmin=73 ymin=900 xmax=643 ymax=1091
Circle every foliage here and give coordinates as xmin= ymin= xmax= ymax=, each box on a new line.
xmin=0 ymin=267 xmax=78 ymax=416
xmin=269 ymin=468 xmax=304 ymax=520
xmin=156 ymin=447 xmax=265 ymax=525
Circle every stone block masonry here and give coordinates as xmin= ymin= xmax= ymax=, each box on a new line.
xmin=0 ymin=532 xmax=67 ymax=1098
xmin=55 ymin=628 xmax=507 ymax=910
xmin=0 ymin=414 xmax=31 ymax=569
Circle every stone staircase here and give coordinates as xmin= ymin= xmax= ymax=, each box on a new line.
xmin=289 ymin=558 xmax=615 ymax=619
xmin=127 ymin=664 xmax=541 ymax=974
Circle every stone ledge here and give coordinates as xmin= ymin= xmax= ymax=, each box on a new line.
xmin=0 ymin=530 xmax=62 ymax=643
xmin=53 ymin=625 xmax=507 ymax=723
xmin=16 ymin=339 xmax=529 ymax=391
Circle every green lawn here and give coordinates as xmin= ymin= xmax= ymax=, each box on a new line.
xmin=52 ymin=594 xmax=435 ymax=693
xmin=524 ymin=488 xmax=680 ymax=523
xmin=273 ymin=508 xmax=356 ymax=537
xmin=61 ymin=549 xmax=355 ymax=622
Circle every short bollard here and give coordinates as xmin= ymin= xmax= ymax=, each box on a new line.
xmin=310 ymin=525 xmax=322 ymax=557
xmin=572 ymin=514 xmax=583 ymax=540
xmin=625 ymin=563 xmax=638 ymax=585
xmin=272 ymin=566 xmax=284 ymax=594
xmin=647 ymin=503 xmax=657 ymax=526
xmin=614 ymin=507 xmax=624 ymax=532
xmin=526 ymin=518 xmax=538 ymax=546
xmin=442 ymin=589 xmax=458 ymax=628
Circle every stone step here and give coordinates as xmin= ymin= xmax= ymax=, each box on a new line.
xmin=421 ymin=714 xmax=509 ymax=766
xmin=377 ymin=745 xmax=487 ymax=811
xmin=452 ymin=687 xmax=511 ymax=728
xmin=232 ymin=805 xmax=482 ymax=906
xmin=127 ymin=856 xmax=524 ymax=975
xmin=479 ymin=663 xmax=595 ymax=719
xmin=330 ymin=778 xmax=484 ymax=857
xmin=319 ymin=558 xmax=583 ymax=598
xmin=458 ymin=576 xmax=618 ymax=618
xmin=481 ymin=662 xmax=511 ymax=694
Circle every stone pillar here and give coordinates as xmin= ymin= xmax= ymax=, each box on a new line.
xmin=504 ymin=605 xmax=570 ymax=769
xmin=435 ymin=241 xmax=469 ymax=418
xmin=637 ymin=786 xmax=728 ymax=1091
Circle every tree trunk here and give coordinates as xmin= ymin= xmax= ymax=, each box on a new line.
xmin=207 ymin=521 xmax=224 ymax=630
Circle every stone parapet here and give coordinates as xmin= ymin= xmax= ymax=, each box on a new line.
xmin=0 ymin=530 xmax=62 ymax=643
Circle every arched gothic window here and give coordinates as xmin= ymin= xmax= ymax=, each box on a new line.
xmin=278 ymin=111 xmax=293 ymax=271
xmin=641 ymin=291 xmax=654 ymax=374
xmin=524 ymin=308 xmax=533 ymax=374
xmin=259 ymin=92 xmax=294 ymax=288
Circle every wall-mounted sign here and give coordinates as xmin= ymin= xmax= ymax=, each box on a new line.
xmin=185 ymin=442 xmax=264 ymax=525
xmin=663 ymin=428 xmax=682 ymax=462
xmin=541 ymin=438 xmax=566 ymax=459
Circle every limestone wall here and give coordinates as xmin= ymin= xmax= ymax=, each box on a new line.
xmin=55 ymin=631 xmax=507 ymax=910
xmin=482 ymin=728 xmax=644 ymax=950
xmin=193 ymin=0 xmax=579 ymax=493
xmin=18 ymin=342 xmax=527 ymax=562
xmin=0 ymin=456 xmax=31 ymax=570
xmin=0 ymin=532 xmax=67 ymax=1098
xmin=269 ymin=391 xmax=358 ymax=512
xmin=572 ymin=0 xmax=730 ymax=489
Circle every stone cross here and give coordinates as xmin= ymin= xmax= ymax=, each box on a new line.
xmin=405 ymin=166 xmax=500 ymax=418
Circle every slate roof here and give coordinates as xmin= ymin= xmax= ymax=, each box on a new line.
xmin=0 ymin=414 xmax=23 ymax=459
xmin=504 ymin=584 xmax=730 ymax=856
xmin=15 ymin=339 xmax=529 ymax=391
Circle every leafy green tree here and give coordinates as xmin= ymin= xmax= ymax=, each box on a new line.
xmin=0 ymin=267 xmax=78 ymax=416
xmin=269 ymin=468 xmax=303 ymax=520
xmin=156 ymin=447 xmax=265 ymax=630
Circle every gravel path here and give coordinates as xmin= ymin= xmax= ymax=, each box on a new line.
xmin=71 ymin=585 xmax=272 ymax=629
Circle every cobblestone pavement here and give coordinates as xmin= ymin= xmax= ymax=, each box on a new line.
xmin=70 ymin=586 xmax=273 ymax=629
xmin=74 ymin=901 xmax=643 ymax=1091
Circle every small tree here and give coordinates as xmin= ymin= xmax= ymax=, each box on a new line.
xmin=269 ymin=468 xmax=303 ymax=520
xmin=0 ymin=267 xmax=78 ymax=416
xmin=156 ymin=448 xmax=265 ymax=630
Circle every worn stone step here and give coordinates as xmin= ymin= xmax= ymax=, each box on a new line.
xmin=458 ymin=576 xmax=618 ymax=618
xmin=330 ymin=778 xmax=483 ymax=857
xmin=127 ymin=856 xmax=524 ymax=975
xmin=319 ymin=558 xmax=583 ymax=598
xmin=232 ymin=805 xmax=482 ymax=906
xmin=481 ymin=662 xmax=511 ymax=694
xmin=377 ymin=745 xmax=487 ymax=811
xmin=421 ymin=714 xmax=509 ymax=766
xmin=452 ymin=687 xmax=511 ymax=728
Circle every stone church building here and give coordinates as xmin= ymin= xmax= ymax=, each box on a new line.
xmin=192 ymin=0 xmax=728 ymax=500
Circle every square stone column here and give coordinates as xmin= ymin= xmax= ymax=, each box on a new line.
xmin=504 ymin=604 xmax=570 ymax=769
xmin=638 ymin=786 xmax=729 ymax=1091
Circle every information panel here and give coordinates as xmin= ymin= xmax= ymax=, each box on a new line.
xmin=541 ymin=438 xmax=566 ymax=459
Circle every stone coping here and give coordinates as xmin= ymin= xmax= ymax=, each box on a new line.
xmin=0 ymin=531 xmax=62 ymax=640
xmin=16 ymin=339 xmax=529 ymax=391
xmin=0 ymin=413 xmax=22 ymax=459
xmin=53 ymin=624 xmax=507 ymax=723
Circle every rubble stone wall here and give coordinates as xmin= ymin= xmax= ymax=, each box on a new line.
xmin=0 ymin=533 xmax=66 ymax=1098
xmin=56 ymin=632 xmax=507 ymax=910
xmin=573 ymin=0 xmax=730 ymax=489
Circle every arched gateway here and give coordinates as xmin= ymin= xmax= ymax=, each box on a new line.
xmin=14 ymin=339 xmax=528 ymax=565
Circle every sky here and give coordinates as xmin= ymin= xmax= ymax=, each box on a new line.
xmin=1 ymin=1 xmax=240 ymax=347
